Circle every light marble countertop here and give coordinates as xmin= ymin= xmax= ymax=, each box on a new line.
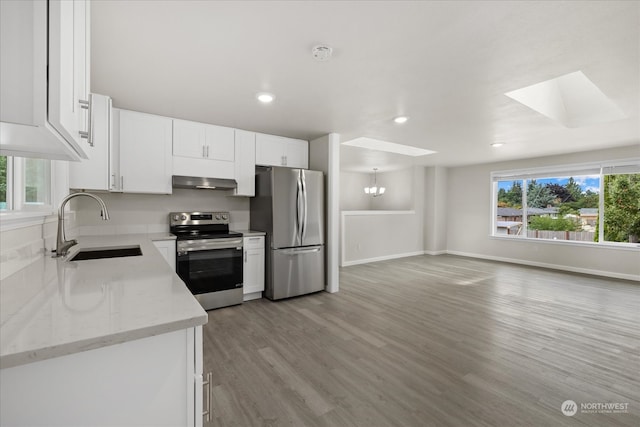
xmin=0 ymin=234 xmax=207 ymax=369
xmin=234 ymin=229 xmax=266 ymax=237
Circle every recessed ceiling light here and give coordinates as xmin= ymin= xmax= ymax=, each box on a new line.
xmin=256 ymin=92 xmax=275 ymax=103
xmin=394 ymin=116 xmax=409 ymax=124
xmin=491 ymin=142 xmax=504 ymax=148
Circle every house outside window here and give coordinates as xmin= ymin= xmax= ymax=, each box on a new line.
xmin=492 ymin=160 xmax=640 ymax=246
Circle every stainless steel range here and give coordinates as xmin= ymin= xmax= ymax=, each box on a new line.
xmin=170 ymin=212 xmax=243 ymax=310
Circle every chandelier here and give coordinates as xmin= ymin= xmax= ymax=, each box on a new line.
xmin=364 ymin=168 xmax=385 ymax=197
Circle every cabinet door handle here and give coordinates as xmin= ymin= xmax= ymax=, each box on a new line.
xmin=78 ymin=94 xmax=94 ymax=146
xmin=202 ymin=371 xmax=212 ymax=422
xmin=120 ymin=176 xmax=124 ymax=191
xmin=202 ymin=145 xmax=206 ymax=158
xmin=111 ymin=174 xmax=115 ymax=189
xmin=206 ymin=145 xmax=210 ymax=158
xmin=244 ymin=250 xmax=247 ymax=263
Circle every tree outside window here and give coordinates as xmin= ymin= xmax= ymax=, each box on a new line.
xmin=603 ymin=173 xmax=640 ymax=243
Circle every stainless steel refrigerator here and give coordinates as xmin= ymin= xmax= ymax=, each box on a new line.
xmin=250 ymin=167 xmax=325 ymax=300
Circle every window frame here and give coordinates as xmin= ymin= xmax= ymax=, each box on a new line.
xmin=490 ymin=159 xmax=640 ymax=249
xmin=0 ymin=156 xmax=58 ymax=231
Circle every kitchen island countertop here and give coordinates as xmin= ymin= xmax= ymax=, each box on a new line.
xmin=0 ymin=234 xmax=207 ymax=369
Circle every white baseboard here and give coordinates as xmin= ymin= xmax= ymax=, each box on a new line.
xmin=424 ymin=250 xmax=447 ymax=256
xmin=342 ymin=251 xmax=425 ymax=267
xmin=242 ymin=292 xmax=262 ymax=302
xmin=446 ymin=250 xmax=640 ymax=282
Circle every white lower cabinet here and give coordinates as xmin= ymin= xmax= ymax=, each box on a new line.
xmin=153 ymin=239 xmax=176 ymax=271
xmin=0 ymin=327 xmax=205 ymax=427
xmin=243 ymin=235 xmax=265 ymax=301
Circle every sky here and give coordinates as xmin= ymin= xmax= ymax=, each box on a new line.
xmin=498 ymin=175 xmax=601 ymax=193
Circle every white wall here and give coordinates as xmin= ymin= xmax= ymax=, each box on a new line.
xmin=339 ymin=172 xmax=371 ymax=210
xmin=340 ymin=168 xmax=415 ymax=211
xmin=371 ymin=168 xmax=414 ymax=210
xmin=446 ymin=145 xmax=640 ymax=280
xmin=310 ymin=133 xmax=340 ymax=293
xmin=340 ymin=166 xmax=425 ymax=266
xmin=424 ymin=166 xmax=448 ymax=255
xmin=72 ymin=190 xmax=250 ymax=236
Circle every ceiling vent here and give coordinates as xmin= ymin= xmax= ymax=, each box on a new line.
xmin=312 ymin=45 xmax=333 ymax=61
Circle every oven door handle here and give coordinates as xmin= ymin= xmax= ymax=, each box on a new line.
xmin=177 ymin=239 xmax=243 ymax=252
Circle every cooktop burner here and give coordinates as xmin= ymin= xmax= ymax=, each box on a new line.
xmin=169 ymin=211 xmax=241 ymax=241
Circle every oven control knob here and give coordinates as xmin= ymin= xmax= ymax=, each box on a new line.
xmin=222 ymin=214 xmax=228 ymax=220
xmin=215 ymin=214 xmax=221 ymax=220
xmin=181 ymin=214 xmax=187 ymax=220
xmin=173 ymin=214 xmax=180 ymax=221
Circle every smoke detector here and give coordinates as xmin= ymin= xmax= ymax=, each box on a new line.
xmin=312 ymin=45 xmax=333 ymax=61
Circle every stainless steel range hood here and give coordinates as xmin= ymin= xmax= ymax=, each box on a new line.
xmin=172 ymin=175 xmax=237 ymax=190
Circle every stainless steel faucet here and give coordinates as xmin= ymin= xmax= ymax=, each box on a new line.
xmin=54 ymin=192 xmax=110 ymax=257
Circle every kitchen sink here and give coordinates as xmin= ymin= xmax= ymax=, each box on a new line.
xmin=69 ymin=245 xmax=142 ymax=261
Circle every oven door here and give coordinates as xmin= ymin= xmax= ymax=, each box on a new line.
xmin=176 ymin=238 xmax=243 ymax=295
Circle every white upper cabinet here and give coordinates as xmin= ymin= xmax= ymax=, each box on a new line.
xmin=117 ymin=109 xmax=173 ymax=194
xmin=172 ymin=119 xmax=235 ymax=179
xmin=173 ymin=119 xmax=207 ymax=159
xmin=255 ymin=133 xmax=308 ymax=169
xmin=48 ymin=0 xmax=90 ymax=152
xmin=0 ymin=0 xmax=90 ymax=161
xmin=205 ymin=124 xmax=235 ymax=162
xmin=233 ymin=130 xmax=256 ymax=197
xmin=69 ymin=94 xmax=112 ymax=191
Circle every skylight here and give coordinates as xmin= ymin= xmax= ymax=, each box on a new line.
xmin=505 ymin=71 xmax=627 ymax=128
xmin=341 ymin=137 xmax=436 ymax=157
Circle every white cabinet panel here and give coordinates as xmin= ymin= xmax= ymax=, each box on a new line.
xmin=118 ymin=110 xmax=172 ymax=194
xmin=233 ymin=130 xmax=256 ymax=197
xmin=69 ymin=94 xmax=112 ymax=191
xmin=172 ymin=119 xmax=235 ymax=180
xmin=0 ymin=0 xmax=89 ymax=161
xmin=0 ymin=328 xmax=201 ymax=426
xmin=243 ymin=236 xmax=265 ymax=300
xmin=48 ymin=0 xmax=90 ymax=155
xmin=153 ymin=239 xmax=176 ymax=271
xmin=255 ymin=133 xmax=285 ymax=166
xmin=205 ymin=124 xmax=235 ymax=162
xmin=173 ymin=119 xmax=206 ymax=159
xmin=255 ymin=133 xmax=308 ymax=169
xmin=286 ymin=138 xmax=309 ymax=169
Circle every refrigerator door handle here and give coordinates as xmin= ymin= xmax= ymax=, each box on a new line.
xmin=281 ymin=247 xmax=322 ymax=255
xmin=301 ymin=169 xmax=308 ymax=243
xmin=296 ymin=171 xmax=304 ymax=245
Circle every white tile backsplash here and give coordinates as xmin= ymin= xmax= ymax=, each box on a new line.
xmin=72 ymin=189 xmax=251 ymax=235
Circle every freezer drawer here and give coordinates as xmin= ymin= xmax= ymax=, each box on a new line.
xmin=268 ymin=246 xmax=325 ymax=300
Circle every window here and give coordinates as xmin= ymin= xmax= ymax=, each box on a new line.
xmin=603 ymin=166 xmax=640 ymax=243
xmin=0 ymin=156 xmax=52 ymax=212
xmin=492 ymin=160 xmax=640 ymax=246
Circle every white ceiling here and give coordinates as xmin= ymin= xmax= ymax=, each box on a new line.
xmin=91 ymin=0 xmax=640 ymax=172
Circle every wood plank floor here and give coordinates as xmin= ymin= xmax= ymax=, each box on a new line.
xmin=202 ymin=255 xmax=640 ymax=427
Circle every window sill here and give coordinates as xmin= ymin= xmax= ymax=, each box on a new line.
xmin=489 ymin=234 xmax=640 ymax=251
xmin=0 ymin=210 xmax=56 ymax=232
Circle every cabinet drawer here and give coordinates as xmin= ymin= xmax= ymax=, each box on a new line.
xmin=243 ymin=236 xmax=264 ymax=249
